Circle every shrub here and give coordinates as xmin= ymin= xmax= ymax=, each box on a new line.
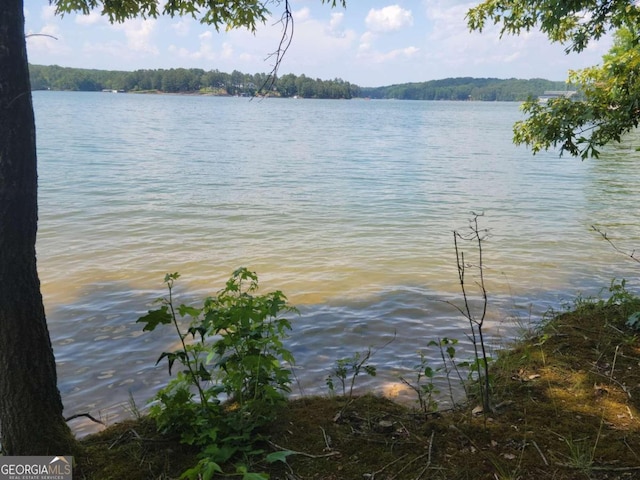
xmin=138 ymin=268 xmax=297 ymax=479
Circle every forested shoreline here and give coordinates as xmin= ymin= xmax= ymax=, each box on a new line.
xmin=29 ymin=64 xmax=569 ymax=101
xmin=29 ymin=64 xmax=358 ymax=99
xmin=360 ymin=77 xmax=569 ymax=101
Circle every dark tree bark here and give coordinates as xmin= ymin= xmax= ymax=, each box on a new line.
xmin=0 ymin=0 xmax=76 ymax=454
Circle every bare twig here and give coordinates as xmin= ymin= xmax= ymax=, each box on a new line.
xmin=452 ymin=212 xmax=492 ymax=414
xmin=26 ymin=33 xmax=58 ymax=40
xmin=624 ymin=436 xmax=639 ymax=459
xmin=555 ymin=463 xmax=640 ymax=471
xmin=268 ymin=441 xmax=341 ymax=459
xmin=65 ymin=412 xmax=105 ymax=425
xmin=389 ymin=451 xmax=430 ymax=480
xmin=320 ymin=426 xmax=332 ymax=451
xmin=592 ymin=225 xmax=639 ymax=264
xmin=610 ymin=344 xmax=620 ymax=382
xmin=254 ymin=0 xmax=293 ymax=97
xmin=589 ymin=368 xmax=632 ymax=398
xmin=367 ymin=453 xmax=408 ymax=479
xmin=413 ymin=431 xmax=436 ymax=479
xmin=109 ymin=431 xmax=129 ymax=449
xmin=531 ymin=439 xmax=549 ymax=466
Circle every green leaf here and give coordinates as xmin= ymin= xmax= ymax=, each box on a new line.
xmin=137 ymin=306 xmax=172 ymax=331
xmin=179 ymin=466 xmax=199 ymax=480
xmin=626 ymin=311 xmax=640 ymax=330
xmin=157 ymin=351 xmax=187 ymax=374
xmin=165 ymin=272 xmax=180 ymax=283
xmin=241 ymin=473 xmax=268 ymax=480
xmin=201 ymin=460 xmax=223 ymax=480
xmin=179 ymin=304 xmax=202 ymax=318
xmin=187 ymin=325 xmax=207 ymax=341
xmin=364 ymin=365 xmax=377 ymax=377
xmin=198 ymin=363 xmax=212 ymax=381
xmin=266 ymin=450 xmax=295 ymax=464
xmin=180 ymin=458 xmax=222 ymax=480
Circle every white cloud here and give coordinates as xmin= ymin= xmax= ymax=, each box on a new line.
xmin=26 ymin=6 xmax=71 ymax=58
xmin=171 ymin=19 xmax=191 ymax=36
xmin=365 ymin=5 xmax=413 ymax=33
xmin=295 ymin=7 xmax=311 ymax=22
xmin=194 ymin=31 xmax=217 ymax=60
xmin=358 ymin=31 xmax=375 ymax=53
xmin=355 ymin=6 xmax=418 ymax=70
xmin=220 ymin=42 xmax=234 ymax=60
xmin=40 ymin=5 xmax=57 ymax=22
xmin=326 ymin=11 xmax=348 ymax=38
xmin=26 ymin=23 xmax=69 ymax=57
xmin=419 ymin=0 xmax=612 ymax=80
xmin=168 ymin=32 xmax=237 ymax=63
xmin=277 ymin=7 xmax=357 ymax=75
xmin=423 ymin=1 xmax=476 ymax=41
xmin=75 ymin=10 xmax=104 ymax=26
xmin=77 ymin=18 xmax=159 ymax=64
xmin=358 ymin=44 xmax=419 ymax=63
xmin=114 ymin=18 xmax=159 ymax=55
xmin=329 ymin=12 xmax=344 ymax=30
xmin=81 ymin=41 xmax=126 ymax=59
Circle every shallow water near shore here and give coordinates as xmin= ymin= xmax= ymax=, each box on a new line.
xmin=32 ymin=92 xmax=640 ymax=435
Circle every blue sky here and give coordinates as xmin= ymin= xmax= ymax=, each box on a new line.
xmin=24 ymin=0 xmax=613 ymax=87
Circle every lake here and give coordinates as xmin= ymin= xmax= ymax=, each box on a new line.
xmin=32 ymin=91 xmax=640 ymax=435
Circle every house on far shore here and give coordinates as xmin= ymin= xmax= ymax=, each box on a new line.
xmin=538 ymin=90 xmax=577 ymax=103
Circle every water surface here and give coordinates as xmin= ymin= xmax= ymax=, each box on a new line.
xmin=33 ymin=92 xmax=640 ymax=434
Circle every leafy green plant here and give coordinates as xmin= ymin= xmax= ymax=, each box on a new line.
xmin=432 ymin=337 xmax=467 ymax=405
xmin=138 ymin=268 xmax=297 ymax=479
xmin=571 ymin=278 xmax=640 ymax=331
xmin=591 ymin=227 xmax=640 ymax=327
xmin=326 ymin=348 xmax=377 ymax=400
xmin=400 ymin=338 xmax=466 ymax=415
xmin=603 ymin=279 xmax=640 ymax=331
xmin=457 ymin=355 xmax=494 ymax=404
xmin=399 ymin=351 xmax=439 ymax=415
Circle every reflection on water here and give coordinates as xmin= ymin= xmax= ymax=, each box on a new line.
xmin=33 ymin=93 xmax=640 ymax=436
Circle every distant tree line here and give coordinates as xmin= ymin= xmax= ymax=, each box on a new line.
xmin=29 ymin=64 xmax=571 ymax=101
xmin=360 ymin=77 xmax=571 ymax=101
xmin=28 ymin=64 xmax=358 ymax=99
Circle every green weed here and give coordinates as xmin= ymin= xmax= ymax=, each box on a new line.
xmin=138 ymin=268 xmax=297 ymax=479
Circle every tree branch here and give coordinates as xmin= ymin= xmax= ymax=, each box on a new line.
xmin=65 ymin=412 xmax=105 ymax=425
xmin=592 ymin=226 xmax=639 ymax=264
xmin=255 ymin=0 xmax=294 ymax=97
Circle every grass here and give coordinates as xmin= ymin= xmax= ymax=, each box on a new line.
xmin=74 ymin=298 xmax=640 ymax=479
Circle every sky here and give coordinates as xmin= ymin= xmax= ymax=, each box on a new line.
xmin=23 ymin=0 xmax=614 ymax=87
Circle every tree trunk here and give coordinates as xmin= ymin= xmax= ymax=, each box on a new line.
xmin=0 ymin=0 xmax=76 ymax=454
